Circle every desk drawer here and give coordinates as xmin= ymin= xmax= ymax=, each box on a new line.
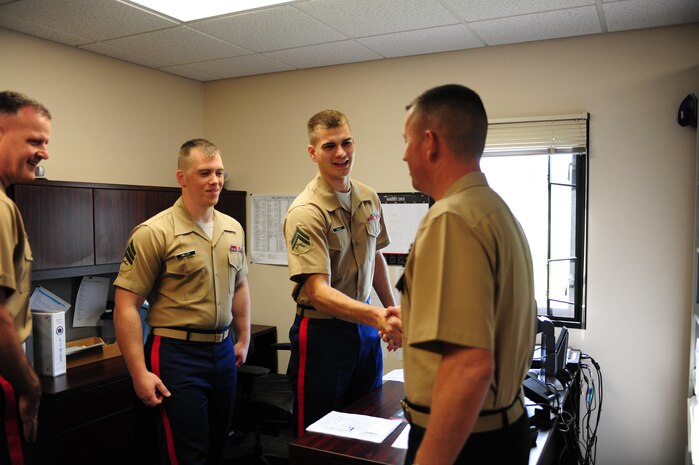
xmin=53 ymin=377 xmax=134 ymax=431
xmin=60 ymin=408 xmax=135 ymax=465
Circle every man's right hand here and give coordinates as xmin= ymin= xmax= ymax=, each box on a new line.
xmin=377 ymin=306 xmax=402 ymax=350
xmin=18 ymin=378 xmax=41 ymax=442
xmin=133 ymin=372 xmax=171 ymax=407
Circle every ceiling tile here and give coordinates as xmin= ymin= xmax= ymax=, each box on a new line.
xmin=263 ymin=40 xmax=382 ymax=69
xmin=0 ymin=14 xmax=89 ymax=46
xmin=182 ymin=54 xmax=295 ymax=80
xmin=358 ymin=24 xmax=483 ymax=58
xmin=190 ymin=5 xmax=346 ymax=53
xmin=0 ymin=0 xmax=177 ymax=42
xmin=603 ymin=0 xmax=699 ymax=31
xmin=471 ymin=6 xmax=602 ymax=45
xmin=296 ymin=0 xmax=460 ymax=37
xmin=101 ymin=26 xmax=250 ymax=65
xmin=442 ymin=0 xmax=594 ymax=22
xmin=80 ymin=41 xmax=173 ymax=68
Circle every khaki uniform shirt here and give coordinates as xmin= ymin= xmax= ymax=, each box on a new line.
xmin=114 ymin=197 xmax=247 ymax=330
xmin=0 ymin=184 xmax=33 ymax=343
xmin=284 ymin=174 xmax=389 ymax=306
xmin=402 ymin=172 xmax=536 ymax=431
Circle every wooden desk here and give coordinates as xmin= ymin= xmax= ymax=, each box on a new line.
xmin=290 ymin=380 xmax=408 ymax=465
xmin=35 ymin=324 xmax=277 ymax=465
xmin=289 ymin=377 xmax=577 ymax=465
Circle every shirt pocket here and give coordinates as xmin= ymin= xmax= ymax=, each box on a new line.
xmin=363 ymin=219 xmax=381 ymax=259
xmin=328 ymin=225 xmax=350 ymax=251
xmin=164 ymin=253 xmax=208 ymax=301
xmin=366 ymin=219 xmax=381 ymax=238
xmin=228 ymin=251 xmax=243 ymax=293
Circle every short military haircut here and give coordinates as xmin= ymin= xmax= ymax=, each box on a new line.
xmin=178 ymin=138 xmax=220 ymax=170
xmin=0 ymin=91 xmax=51 ymax=119
xmin=307 ymin=109 xmax=350 ymax=145
xmin=407 ymin=84 xmax=488 ymax=159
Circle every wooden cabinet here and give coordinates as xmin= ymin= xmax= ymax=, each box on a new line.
xmin=11 ymin=183 xmax=94 ymax=270
xmin=36 ymin=357 xmax=136 ymax=465
xmin=93 ymin=188 xmax=181 ymax=265
xmin=9 ymin=180 xmax=246 ymax=279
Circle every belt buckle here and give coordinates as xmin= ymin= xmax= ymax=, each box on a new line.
xmin=400 ymin=398 xmax=413 ymax=424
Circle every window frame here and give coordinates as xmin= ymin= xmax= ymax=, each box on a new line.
xmin=543 ymin=151 xmax=588 ymax=328
xmin=483 ymin=114 xmax=589 ymax=328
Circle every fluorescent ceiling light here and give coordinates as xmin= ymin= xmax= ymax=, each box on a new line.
xmin=129 ymin=0 xmax=290 ymax=22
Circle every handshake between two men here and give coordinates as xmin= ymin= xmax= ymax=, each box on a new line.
xmin=379 ymin=305 xmax=402 ymax=352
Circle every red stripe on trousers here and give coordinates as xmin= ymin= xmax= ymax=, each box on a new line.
xmin=150 ymin=336 xmax=179 ymax=465
xmin=297 ymin=317 xmax=309 ymax=435
xmin=0 ymin=376 xmax=24 ymax=465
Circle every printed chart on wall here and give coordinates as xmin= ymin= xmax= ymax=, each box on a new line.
xmin=379 ymin=192 xmax=431 ymax=266
xmin=250 ymin=194 xmax=296 ymax=265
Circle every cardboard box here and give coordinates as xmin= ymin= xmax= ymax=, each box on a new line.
xmin=32 ymin=310 xmax=67 ymax=377
xmin=66 ymin=337 xmax=121 ymax=369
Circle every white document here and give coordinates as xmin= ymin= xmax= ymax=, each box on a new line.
xmin=391 ymin=424 xmax=410 ymax=449
xmin=29 ymin=286 xmax=71 ymax=312
xmin=306 ymin=411 xmax=402 ymax=443
xmin=73 ymin=276 xmax=109 ymax=327
xmin=250 ymin=194 xmax=296 ymax=265
xmin=382 ymin=369 xmax=404 ymax=383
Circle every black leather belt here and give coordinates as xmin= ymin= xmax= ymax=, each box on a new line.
xmin=401 ymin=392 xmax=525 ymax=432
xmin=296 ymin=305 xmax=334 ymax=319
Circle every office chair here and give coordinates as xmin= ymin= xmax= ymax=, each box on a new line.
xmin=230 ymin=342 xmax=294 ymax=465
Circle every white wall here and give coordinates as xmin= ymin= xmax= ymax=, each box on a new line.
xmin=0 ymin=28 xmax=203 ymax=187
xmin=205 ymin=24 xmax=699 ymax=464
xmin=3 ymin=22 xmax=699 ymax=465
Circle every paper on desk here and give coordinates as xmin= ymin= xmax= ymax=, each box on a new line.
xmin=73 ymin=276 xmax=109 ymax=327
xmin=65 ymin=340 xmax=105 ymax=356
xmin=391 ymin=424 xmax=410 ymax=449
xmin=29 ymin=286 xmax=71 ymax=312
xmin=306 ymin=411 xmax=402 ymax=443
xmin=382 ymin=369 xmax=404 ymax=383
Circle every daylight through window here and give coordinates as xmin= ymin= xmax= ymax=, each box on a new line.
xmin=480 ymin=114 xmax=589 ymax=328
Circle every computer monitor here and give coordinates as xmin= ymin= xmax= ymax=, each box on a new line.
xmin=537 ymin=316 xmax=556 ymax=379
xmin=536 ymin=317 xmax=569 ymax=380
xmin=554 ymin=326 xmax=569 ymax=376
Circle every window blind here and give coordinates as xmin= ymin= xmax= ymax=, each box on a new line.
xmin=484 ymin=113 xmax=588 ymax=157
